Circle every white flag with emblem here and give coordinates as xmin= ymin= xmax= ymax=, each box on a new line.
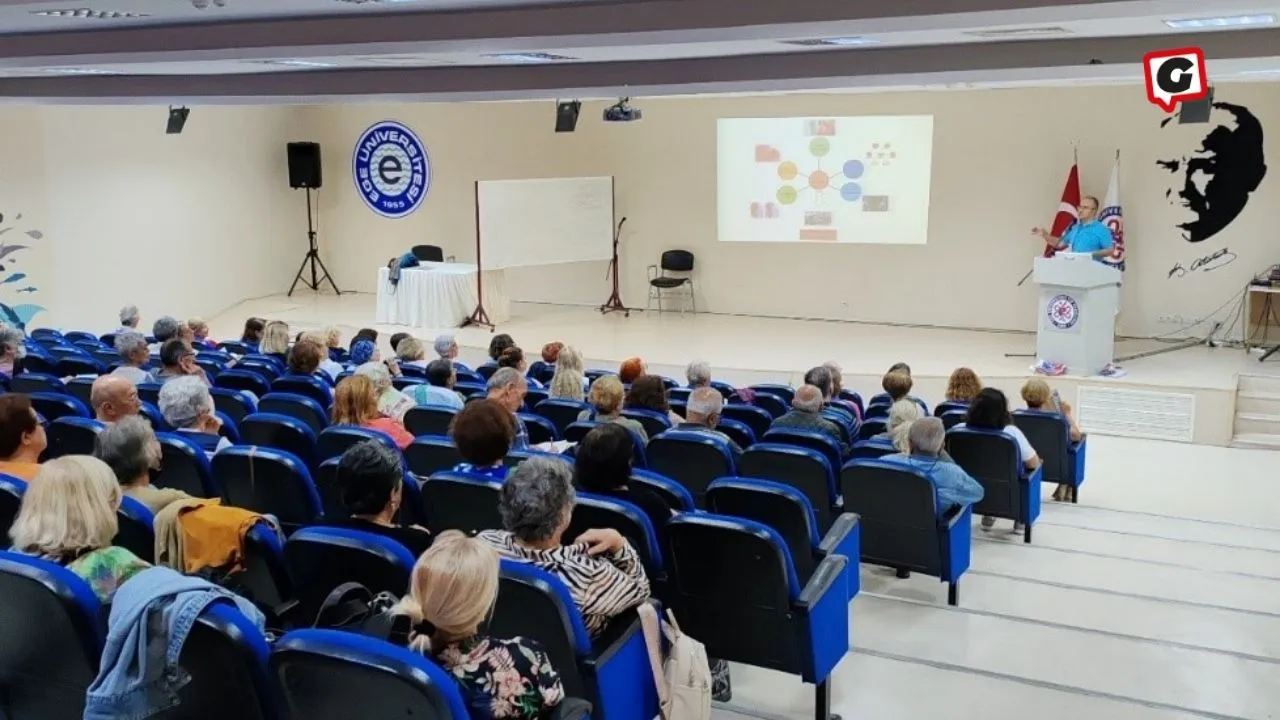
xmin=1100 ymin=154 xmax=1125 ymax=271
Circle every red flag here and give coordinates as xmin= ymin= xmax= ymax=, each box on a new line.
xmin=1043 ymin=162 xmax=1081 ymax=258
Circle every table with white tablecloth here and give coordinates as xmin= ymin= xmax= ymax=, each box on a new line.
xmin=375 ymin=262 xmax=510 ymax=329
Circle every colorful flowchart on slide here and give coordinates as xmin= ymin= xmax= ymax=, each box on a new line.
xmin=717 ymin=116 xmax=935 ymax=244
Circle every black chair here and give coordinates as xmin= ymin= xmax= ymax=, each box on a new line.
xmin=647 ymin=249 xmax=695 ymax=314
xmin=947 ymin=427 xmax=1043 ymax=543
xmin=405 ymin=435 xmax=463 ymax=477
xmin=534 ymin=398 xmax=591 ymax=435
xmin=524 ymin=387 xmax=550 ymax=410
xmin=240 ymin=413 xmax=319 ymax=470
xmin=152 ymin=602 xmax=277 ymax=720
xmin=857 ymin=418 xmax=887 ymax=441
xmin=1014 ymin=409 xmax=1088 ymax=503
xmin=0 ymin=553 xmax=103 ymax=720
xmin=46 ymin=417 xmax=105 ymax=459
xmin=258 ymin=393 xmax=328 ymax=436
xmin=214 ymin=447 xmax=323 ymax=534
xmin=934 ymin=400 xmax=970 ymax=416
xmin=411 ymin=244 xmax=444 ymax=262
xmin=55 ymin=356 xmax=104 ymax=378
xmin=115 ymin=496 xmax=156 ymax=563
xmin=751 ymin=392 xmax=788 ymax=418
xmin=65 ymin=377 xmax=96 ymax=409
xmin=156 ymin=432 xmax=221 ymax=498
xmin=940 ymin=409 xmax=967 ymax=430
xmin=0 ymin=475 xmax=25 ymax=549
xmin=722 ymin=403 xmax=774 ymax=441
xmin=663 ymin=514 xmax=850 ymax=720
xmin=403 ymin=406 xmax=458 ymax=437
xmin=841 ymin=459 xmax=973 ymax=605
xmin=284 ymin=527 xmax=416 ymax=618
xmin=419 ymin=471 xmax=503 ymax=535
xmin=849 ymin=438 xmax=897 ymax=461
xmin=10 ymin=372 xmax=65 ymax=395
xmin=739 ymin=443 xmax=839 ymax=533
xmin=519 ymin=412 xmax=559 ymax=444
xmin=646 ymin=430 xmax=736 ymax=506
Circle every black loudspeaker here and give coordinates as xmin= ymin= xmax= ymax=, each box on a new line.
xmin=1179 ymin=86 xmax=1215 ymax=124
xmin=286 ymin=142 xmax=323 ymax=189
xmin=555 ymin=101 xmax=582 ymax=133
xmin=166 ymin=106 xmax=190 ymax=135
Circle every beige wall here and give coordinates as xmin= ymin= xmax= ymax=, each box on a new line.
xmin=309 ymin=84 xmax=1278 ymax=338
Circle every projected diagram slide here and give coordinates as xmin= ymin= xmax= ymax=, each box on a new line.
xmin=717 ymin=116 xmax=934 ymax=244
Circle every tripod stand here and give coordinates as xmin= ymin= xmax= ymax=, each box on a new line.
xmin=289 ymin=187 xmax=341 ymax=296
xmin=599 ymin=217 xmax=630 ymax=316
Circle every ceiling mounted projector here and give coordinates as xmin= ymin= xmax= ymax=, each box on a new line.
xmin=603 ymin=98 xmax=642 ymax=122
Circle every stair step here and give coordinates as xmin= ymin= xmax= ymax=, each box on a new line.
xmin=1238 ymin=390 xmax=1280 ymax=401
xmin=1230 ymin=433 xmax=1280 ymax=450
xmin=1238 ymin=373 xmax=1280 ymax=393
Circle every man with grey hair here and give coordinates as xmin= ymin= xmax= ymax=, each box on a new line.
xmin=117 ymin=305 xmax=140 ymax=333
xmin=110 ymin=331 xmax=155 ymax=385
xmin=150 ymin=316 xmax=183 ymax=351
xmin=91 ymin=375 xmax=141 ymax=424
xmin=676 ymin=386 xmax=743 ymax=460
xmin=487 ymin=366 xmax=530 ymax=449
xmin=769 ymin=384 xmax=850 ymax=458
xmin=94 ymin=416 xmax=194 ymax=513
xmin=685 ymin=360 xmax=712 ymax=389
xmin=433 ymin=333 xmax=459 ymax=362
xmin=478 ymin=455 xmax=650 ymax=636
xmin=158 ymin=375 xmax=229 ymax=454
xmin=884 ymin=417 xmax=984 ymax=514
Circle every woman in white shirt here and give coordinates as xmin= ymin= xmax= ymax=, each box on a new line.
xmin=954 ymin=387 xmax=1040 ymax=533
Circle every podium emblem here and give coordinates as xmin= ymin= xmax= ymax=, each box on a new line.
xmin=1047 ymin=294 xmax=1080 ymax=329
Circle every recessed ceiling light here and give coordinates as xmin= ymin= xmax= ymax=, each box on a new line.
xmin=1164 ymin=14 xmax=1275 ymax=29
xmin=41 ymin=67 xmax=121 ymax=75
xmin=31 ymin=8 xmax=148 ymax=19
xmin=781 ymin=37 xmax=879 ymax=47
xmin=483 ymin=52 xmax=577 ymax=64
xmin=1239 ymin=69 xmax=1280 ymax=75
xmin=358 ymin=56 xmax=457 ymax=66
xmin=254 ymin=59 xmax=340 ymax=69
xmin=964 ymin=26 xmax=1072 ymax=38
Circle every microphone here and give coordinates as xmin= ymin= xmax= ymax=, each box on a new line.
xmin=618 ymin=217 xmax=628 ymax=229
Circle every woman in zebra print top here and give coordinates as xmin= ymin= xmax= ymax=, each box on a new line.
xmin=478 ymin=456 xmax=650 ymax=637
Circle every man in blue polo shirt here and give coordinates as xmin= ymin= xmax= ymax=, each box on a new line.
xmin=1033 ymin=195 xmax=1114 ymax=261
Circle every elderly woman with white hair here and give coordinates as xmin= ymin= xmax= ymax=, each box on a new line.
xmin=685 ymin=360 xmax=712 ymax=389
xmin=396 ymin=336 xmax=430 ymax=371
xmin=150 ymin=316 xmax=183 ymax=351
xmin=0 ymin=324 xmax=26 ymax=377
xmin=355 ymin=361 xmax=416 ymax=422
xmin=874 ymin=399 xmax=922 ymax=452
xmin=116 ymin=305 xmax=141 ymax=334
xmin=111 ymin=331 xmax=155 ymax=385
xmin=259 ymin=320 xmax=291 ymax=364
xmin=158 ymin=375 xmax=230 ymax=454
xmin=549 ymin=345 xmax=586 ymax=401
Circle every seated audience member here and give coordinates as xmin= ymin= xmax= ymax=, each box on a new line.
xmin=154 ymin=338 xmax=207 ymax=385
xmin=945 ymin=367 xmax=983 ymax=405
xmin=803 ymin=365 xmax=834 ymax=400
xmin=1021 ymin=377 xmax=1083 ymax=501
xmin=287 ymin=337 xmax=326 ymax=379
xmin=325 ymin=440 xmax=431 ymax=556
xmin=240 ymin=317 xmax=265 ymax=348
xmin=0 ymin=395 xmax=46 ymax=481
xmin=95 ymin=415 xmax=192 ymax=514
xmin=875 ymin=399 xmax=922 ymax=452
xmin=259 ymin=320 xmax=291 ymax=363
xmin=397 ymin=337 xmax=430 ymax=371
xmin=356 ymin=361 xmax=415 ymax=422
xmin=322 ymin=326 xmax=344 ymax=362
xmin=685 ymin=360 xmax=711 ymax=389
xmin=301 ymin=331 xmax=345 ymax=381
xmin=578 ymin=375 xmax=648 ymax=442
xmin=451 ymin=399 xmax=516 ymax=479
xmin=479 ymin=456 xmax=651 ymax=637
xmin=111 ymin=332 xmax=155 ymax=385
xmin=159 ymin=376 xmax=231 ymax=454
xmin=405 ymin=359 xmax=465 ymax=410
xmin=626 ymin=374 xmax=682 ymax=426
xmin=91 ymin=375 xmax=142 ymax=424
xmin=433 ymin=334 xmax=462 ymax=364
xmin=187 ymin=317 xmax=214 ymax=349
xmin=10 ymin=456 xmax=151 ymax=602
xmin=486 ymin=333 xmax=515 ymax=366
xmin=676 ymin=387 xmax=743 ymax=460
xmin=389 ymin=333 xmax=411 ymax=358
xmin=396 ymin=531 xmax=564 ymax=720
xmin=0 ymin=325 xmax=24 ymax=377
xmin=957 ymin=387 xmax=1041 ymax=531
xmin=889 ymin=361 xmax=912 ymax=376
xmin=823 ymin=361 xmax=860 ymax=418
xmin=882 ymin=369 xmax=913 ymax=404
xmin=498 ymin=346 xmax=542 ymax=388
xmin=486 ymin=367 xmax=530 ymax=450
xmin=150 ymin=316 xmax=182 ymax=351
xmin=884 ymin=418 xmax=984 ymax=514
xmin=540 ymin=341 xmax=564 ymax=368
xmin=549 ymin=345 xmax=586 ymax=402
xmin=332 ymin=375 xmax=413 ymax=450
xmin=618 ymin=357 xmax=646 ymax=385
xmin=117 ymin=304 xmax=141 ymax=334
xmin=351 ymin=328 xmax=378 ymax=352
xmin=575 ymin=424 xmax=670 ymax=530
xmin=348 ymin=339 xmax=377 ymax=368
xmin=770 ymin=384 xmax=850 ymax=457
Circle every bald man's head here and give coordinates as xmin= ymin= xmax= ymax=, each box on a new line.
xmin=91 ymin=375 xmax=141 ymax=423
xmin=792 ymin=384 xmax=824 ymax=413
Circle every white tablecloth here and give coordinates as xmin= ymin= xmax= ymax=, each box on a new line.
xmin=375 ymin=262 xmax=510 ymax=329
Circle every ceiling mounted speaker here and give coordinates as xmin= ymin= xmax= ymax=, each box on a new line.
xmin=166 ymin=106 xmax=190 ymax=134
xmin=555 ymin=100 xmax=581 ymax=133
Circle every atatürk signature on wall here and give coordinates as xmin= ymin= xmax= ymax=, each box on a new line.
xmin=1168 ymin=247 xmax=1237 ymax=278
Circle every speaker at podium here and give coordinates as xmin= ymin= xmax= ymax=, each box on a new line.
xmin=1033 ymin=254 xmax=1121 ymax=375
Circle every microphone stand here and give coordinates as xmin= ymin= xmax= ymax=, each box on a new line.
xmin=599 ymin=217 xmax=630 ymax=317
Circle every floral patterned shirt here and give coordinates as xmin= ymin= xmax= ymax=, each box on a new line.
xmin=25 ymin=546 xmax=151 ymax=603
xmin=435 ymin=635 xmax=565 ymax=720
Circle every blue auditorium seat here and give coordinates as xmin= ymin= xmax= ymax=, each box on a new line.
xmin=947 ymin=427 xmax=1043 ymax=543
xmin=210 ymin=387 xmax=259 ymax=426
xmin=739 ymin=442 xmax=838 ymax=533
xmin=628 ymin=469 xmax=696 ymax=512
xmin=258 ymin=392 xmax=328 ymax=435
xmin=65 ymin=376 xmax=96 ymax=408
xmin=934 ymin=400 xmax=970 ymax=416
xmin=62 ymin=330 xmax=98 ymax=345
xmin=849 ymin=438 xmax=897 ymax=461
xmin=9 ymin=372 xmax=65 ymax=395
xmin=217 ymin=341 xmax=251 ymax=355
xmin=215 ymin=369 xmax=272 ymax=398
xmin=420 ymin=471 xmax=504 ymax=536
xmin=518 ymin=411 xmax=559 ymax=444
xmin=20 ymin=352 xmax=59 ymax=376
xmin=1 ymin=474 xmax=26 ymax=549
xmin=156 ymin=432 xmax=221 ymax=498
xmin=136 ymin=382 xmax=163 ymax=407
xmin=391 ymin=376 xmax=425 ymax=391
xmin=763 ymin=427 xmax=844 ymax=472
xmin=404 ymin=435 xmax=463 ymax=478
xmin=715 ymin=418 xmax=756 ymax=450
xmin=857 ymin=418 xmax=887 ymax=440
xmin=318 ymin=426 xmax=398 ymax=463
xmin=214 ymin=447 xmax=323 ymax=534
xmin=568 ymin=493 xmax=665 ymax=581
xmin=750 ymin=392 xmax=788 ymax=418
xmin=1014 ymin=409 xmax=1088 ymax=503
xmin=940 ymin=409 xmax=967 ymax=429
xmin=240 ymin=412 xmax=319 ymax=470
xmin=750 ymin=383 xmax=795 ymax=405
xmin=646 ymin=429 xmax=736 ymax=506
xmin=114 ymin=495 xmax=156 ymax=564
xmin=620 ymin=408 xmax=670 ymax=439
xmin=28 ymin=391 xmax=90 ymax=422
xmin=722 ymin=403 xmax=773 ymax=440
xmin=46 ymin=416 xmax=105 ymax=459
xmin=534 ymin=398 xmax=591 ymax=435
xmin=524 ymin=387 xmax=550 ymax=410
xmin=403 ymin=406 xmax=457 ymax=437
xmin=139 ymin=401 xmax=173 ymax=432
xmin=272 ymin=375 xmax=334 ymax=409
xmin=158 ymin=602 xmax=277 ymax=719
xmin=837 ymin=389 xmax=864 ymax=415
xmin=284 ymin=527 xmax=415 ymax=618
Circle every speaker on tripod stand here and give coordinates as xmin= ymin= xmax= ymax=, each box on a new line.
xmin=286 ymin=142 xmax=342 ymax=296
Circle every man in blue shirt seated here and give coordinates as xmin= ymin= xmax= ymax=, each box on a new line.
xmin=404 ymin=358 xmax=465 ymax=411
xmin=883 ymin=417 xmax=984 ymax=514
xmin=1032 ymin=195 xmax=1115 ymax=261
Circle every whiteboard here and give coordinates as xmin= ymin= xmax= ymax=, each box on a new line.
xmin=477 ymin=176 xmax=614 ymax=270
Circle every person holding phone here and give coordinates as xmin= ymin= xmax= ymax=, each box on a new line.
xmin=1020 ymin=378 xmax=1083 ymax=501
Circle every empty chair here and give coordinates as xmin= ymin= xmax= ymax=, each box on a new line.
xmin=0 ymin=475 xmax=26 ymax=548
xmin=849 ymin=438 xmax=897 ymax=461
xmin=518 ymin=412 xmax=559 ymax=444
xmin=272 ymin=375 xmax=334 ymax=409
xmin=28 ymin=392 xmax=90 ymax=422
xmin=751 ymin=392 xmax=788 ymax=418
xmin=156 ymin=432 xmax=221 ymax=498
xmin=405 ymin=435 xmax=463 ymax=477
xmin=563 ymin=420 xmax=600 ymax=443
xmin=318 ymin=425 xmax=398 ymax=463
xmin=454 ymin=381 xmax=486 ymax=397
xmin=271 ymin=630 xmax=476 ymax=720
xmin=20 ymin=353 xmax=59 ymax=376
xmin=210 ymin=387 xmax=259 ymax=427
xmin=739 ymin=443 xmax=839 ymax=533
xmin=663 ymin=514 xmax=850 ymax=720
xmin=646 ymin=430 xmax=736 ymax=506
xmin=524 ymin=387 xmax=550 ymax=409
xmin=534 ymin=398 xmax=591 ymax=435
xmin=240 ymin=413 xmax=319 ymax=469
xmin=0 ymin=553 xmax=103 ymax=720
xmin=763 ymin=427 xmax=843 ymax=474
xmin=629 ymin=469 xmax=696 ymax=513
xmin=92 ymin=348 xmax=121 ymax=368
xmin=940 ymin=409 xmax=967 ymax=429
xmin=10 ymin=372 xmax=66 ymax=395
xmin=420 ymin=471 xmax=504 ymax=535
xmin=947 ymin=427 xmax=1043 ymax=543
xmin=491 ymin=560 xmax=659 ymax=720
xmin=214 ymin=447 xmax=323 ymax=533
xmin=46 ymin=417 xmax=105 ymax=459
xmin=194 ymin=358 xmax=226 ymax=380
xmin=647 ymin=248 xmax=696 ymax=314
xmin=114 ymin=496 xmax=156 ymax=563
xmin=403 ymin=406 xmax=458 ymax=437
xmin=750 ymin=384 xmax=795 ymax=405
xmin=284 ymin=527 xmax=415 ymax=617
xmin=156 ymin=602 xmax=277 ymax=720
xmin=1014 ymin=409 xmax=1088 ymax=503
xmin=240 ymin=522 xmax=297 ymax=627
xmin=857 ymin=418 xmax=887 ymax=440
xmin=218 ymin=341 xmax=251 ymax=355
xmin=214 ymin=369 xmax=272 ymax=398
xmin=706 ymin=477 xmax=860 ymax=599
xmin=54 ymin=355 xmax=104 ymax=377
xmin=620 ymin=408 xmax=670 ymax=438
xmin=65 ymin=376 xmax=96 ymax=409
xmin=715 ymin=418 xmax=756 ymax=450
xmin=411 ymin=244 xmax=444 ymax=262
xmin=62 ymin=330 xmax=98 ymax=345
xmin=935 ymin=400 xmax=970 ymax=416
xmin=258 ymin=392 xmax=328 ymax=435
xmin=722 ymin=403 xmax=773 ymax=441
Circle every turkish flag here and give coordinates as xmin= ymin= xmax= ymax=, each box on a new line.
xmin=1043 ymin=163 xmax=1080 ymax=258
